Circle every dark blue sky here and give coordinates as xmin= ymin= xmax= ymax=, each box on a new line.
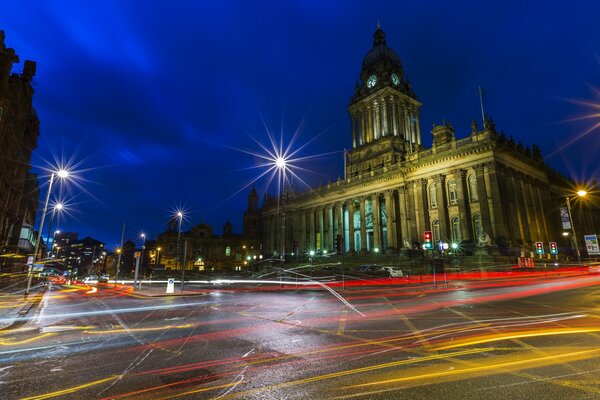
xmin=2 ymin=1 xmax=599 ymax=247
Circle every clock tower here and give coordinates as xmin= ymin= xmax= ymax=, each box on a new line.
xmin=346 ymin=24 xmax=422 ymax=178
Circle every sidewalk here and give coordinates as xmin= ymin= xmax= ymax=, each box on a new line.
xmin=0 ymin=286 xmax=45 ymax=330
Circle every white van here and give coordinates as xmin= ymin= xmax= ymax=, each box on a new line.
xmin=381 ymin=267 xmax=403 ymax=278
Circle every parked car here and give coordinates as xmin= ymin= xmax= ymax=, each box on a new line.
xmin=381 ymin=266 xmax=403 ymax=278
xmin=357 ymin=264 xmax=383 ymax=272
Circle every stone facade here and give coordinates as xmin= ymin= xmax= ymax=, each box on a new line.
xmin=157 ymin=188 xmax=262 ymax=272
xmin=260 ymin=26 xmax=600 ymax=258
xmin=0 ymin=31 xmax=40 ymax=263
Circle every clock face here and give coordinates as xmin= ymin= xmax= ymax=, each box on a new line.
xmin=391 ymin=73 xmax=400 ymax=86
xmin=367 ymin=75 xmax=377 ymax=88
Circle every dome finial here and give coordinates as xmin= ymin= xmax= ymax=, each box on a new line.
xmin=373 ymin=23 xmax=386 ymax=46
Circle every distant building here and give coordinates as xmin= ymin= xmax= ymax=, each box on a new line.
xmin=60 ymin=236 xmax=105 ymax=275
xmin=261 ymin=26 xmax=600 ymax=258
xmin=0 ymin=31 xmax=40 ymax=268
xmin=157 ymin=189 xmax=262 ymax=273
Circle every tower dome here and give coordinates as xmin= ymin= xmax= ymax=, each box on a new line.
xmin=361 ymin=25 xmax=403 ymax=75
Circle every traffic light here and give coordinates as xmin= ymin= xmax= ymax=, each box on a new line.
xmin=549 ymin=242 xmax=558 ymax=255
xmin=535 ymin=241 xmax=544 ymax=255
xmin=424 ymin=231 xmax=433 ymax=250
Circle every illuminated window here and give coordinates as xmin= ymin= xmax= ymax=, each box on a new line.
xmin=451 ymin=217 xmax=461 ymax=241
xmin=468 ymin=174 xmax=478 ymax=201
xmin=225 ymin=246 xmax=231 ymax=257
xmin=429 ymin=183 xmax=437 ymax=208
xmin=432 ymin=219 xmax=440 ymax=242
xmin=448 ymin=179 xmax=458 ymax=205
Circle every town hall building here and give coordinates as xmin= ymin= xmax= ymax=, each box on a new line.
xmin=260 ymin=26 xmax=599 ymax=259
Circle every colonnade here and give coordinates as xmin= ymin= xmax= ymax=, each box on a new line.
xmin=262 ymin=162 xmax=560 ymax=256
xmin=350 ymin=95 xmax=421 ymax=150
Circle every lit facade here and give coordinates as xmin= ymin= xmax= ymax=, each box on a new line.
xmin=260 ymin=26 xmax=600 ymax=258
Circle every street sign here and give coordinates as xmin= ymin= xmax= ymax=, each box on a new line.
xmin=27 ymin=256 xmax=34 ymax=265
xmin=134 ymin=251 xmax=141 ymax=259
xmin=585 ymin=234 xmax=600 ymax=255
xmin=166 ymin=278 xmax=175 ymax=294
xmin=560 ymin=207 xmax=572 ymax=230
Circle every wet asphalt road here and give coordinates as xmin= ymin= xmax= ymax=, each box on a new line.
xmin=2 ymin=274 xmax=600 ymax=399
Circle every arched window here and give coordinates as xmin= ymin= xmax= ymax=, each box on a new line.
xmin=451 ymin=217 xmax=461 ymax=241
xmin=225 ymin=246 xmax=231 ymax=257
xmin=448 ymin=179 xmax=458 ymax=205
xmin=473 ymin=214 xmax=483 ymax=239
xmin=432 ymin=219 xmax=441 ymax=242
xmin=468 ymin=174 xmax=478 ymax=201
xmin=429 ymin=183 xmax=438 ymax=208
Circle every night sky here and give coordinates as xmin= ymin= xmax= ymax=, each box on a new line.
xmin=2 ymin=1 xmax=599 ymax=247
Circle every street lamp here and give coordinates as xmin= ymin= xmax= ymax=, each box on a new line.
xmin=26 ymin=168 xmax=70 ymax=296
xmin=175 ymin=211 xmax=185 ymax=289
xmin=46 ymin=202 xmax=64 ymax=258
xmin=565 ymin=190 xmax=587 ymax=265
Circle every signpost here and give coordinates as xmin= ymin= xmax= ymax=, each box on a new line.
xmin=166 ymin=278 xmax=175 ymax=294
xmin=585 ymin=234 xmax=600 ymax=256
xmin=133 ymin=251 xmax=141 ymax=290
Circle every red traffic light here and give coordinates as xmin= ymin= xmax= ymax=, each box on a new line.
xmin=424 ymin=231 xmax=433 ymax=249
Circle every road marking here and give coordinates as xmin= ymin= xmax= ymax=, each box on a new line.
xmin=20 ymin=375 xmax=119 ymax=400
xmin=337 ymin=310 xmax=348 ymax=335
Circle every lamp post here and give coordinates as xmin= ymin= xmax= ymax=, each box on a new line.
xmin=140 ymin=233 xmax=146 ymax=272
xmin=26 ymin=169 xmax=69 ymax=296
xmin=565 ymin=190 xmax=587 ymax=265
xmin=175 ymin=211 xmax=184 ymax=289
xmin=46 ymin=203 xmax=63 ymax=258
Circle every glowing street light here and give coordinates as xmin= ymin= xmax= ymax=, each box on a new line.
xmin=46 ymin=202 xmax=65 ymax=258
xmin=26 ymin=169 xmax=71 ymax=296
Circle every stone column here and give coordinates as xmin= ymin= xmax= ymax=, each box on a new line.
xmin=351 ymin=115 xmax=356 ymax=149
xmin=435 ymin=174 xmax=449 ymax=240
xmin=347 ymin=200 xmax=356 ymax=253
xmin=398 ymin=186 xmax=410 ymax=247
xmin=516 ymin=174 xmax=532 ymax=242
xmin=308 ymin=208 xmax=315 ymax=249
xmin=474 ymin=164 xmax=493 ymax=238
xmin=384 ymin=190 xmax=398 ymax=252
xmin=325 ymin=205 xmax=333 ymax=252
xmin=403 ymin=108 xmax=409 ymax=142
xmin=526 ymin=179 xmax=541 ymax=241
xmin=414 ymin=179 xmax=429 ymax=237
xmin=372 ymin=193 xmax=381 ymax=250
xmin=535 ymin=186 xmax=549 ymax=242
xmin=453 ymin=170 xmax=471 ymax=241
xmin=315 ymin=207 xmax=323 ymax=250
xmin=299 ymin=210 xmax=306 ymax=251
xmin=359 ymin=197 xmax=367 ymax=253
xmin=485 ymin=162 xmax=507 ymax=239
xmin=336 ymin=202 xmax=344 ymax=247
xmin=382 ymin=99 xmax=388 ymax=136
xmin=372 ymin=106 xmax=377 ymax=141
xmin=391 ymin=100 xmax=398 ymax=136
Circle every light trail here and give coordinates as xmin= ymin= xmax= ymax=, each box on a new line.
xmin=433 ymin=327 xmax=600 ymax=350
xmin=20 ymin=375 xmax=120 ymax=400
xmin=344 ymin=347 xmax=600 ymax=390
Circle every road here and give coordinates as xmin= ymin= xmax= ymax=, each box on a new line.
xmin=2 ymin=272 xmax=600 ymax=399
